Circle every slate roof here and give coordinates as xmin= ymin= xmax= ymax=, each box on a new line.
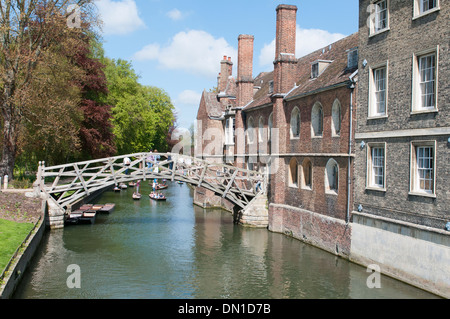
xmin=244 ymin=32 xmax=358 ymax=111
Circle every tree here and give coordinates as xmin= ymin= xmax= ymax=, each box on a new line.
xmin=103 ymin=58 xmax=176 ymax=155
xmin=74 ymin=38 xmax=116 ymax=159
xmin=0 ymin=0 xmax=94 ymax=178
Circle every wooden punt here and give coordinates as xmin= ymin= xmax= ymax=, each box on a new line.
xmin=132 ymin=193 xmax=142 ymax=200
xmin=149 ymin=194 xmax=166 ymax=201
xmin=79 ymin=209 xmax=97 ymax=224
xmin=98 ymin=203 xmax=115 ymax=214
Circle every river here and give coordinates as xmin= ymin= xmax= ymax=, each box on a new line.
xmin=13 ymin=181 xmax=438 ymax=299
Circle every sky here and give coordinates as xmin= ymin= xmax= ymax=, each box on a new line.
xmin=94 ymin=0 xmax=359 ymax=130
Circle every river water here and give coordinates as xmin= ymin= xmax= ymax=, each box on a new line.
xmin=13 ymin=182 xmax=438 ymax=299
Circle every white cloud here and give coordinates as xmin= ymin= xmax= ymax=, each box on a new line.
xmin=259 ymin=26 xmax=346 ymax=67
xmin=133 ymin=30 xmax=237 ymax=78
xmin=176 ymin=90 xmax=202 ymax=106
xmin=167 ymin=8 xmax=183 ymax=21
xmin=96 ymin=0 xmax=146 ymax=35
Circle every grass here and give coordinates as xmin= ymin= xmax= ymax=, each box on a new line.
xmin=0 ymin=219 xmax=34 ymax=274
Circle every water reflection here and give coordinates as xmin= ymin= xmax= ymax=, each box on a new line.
xmin=13 ymin=182 xmax=439 ymax=299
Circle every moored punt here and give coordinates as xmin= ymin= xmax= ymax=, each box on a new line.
xmin=98 ymin=203 xmax=115 ymax=214
xmin=79 ymin=204 xmax=93 ymax=211
xmin=79 ymin=209 xmax=97 ymax=224
xmin=91 ymin=204 xmax=104 ymax=211
xmin=65 ymin=210 xmax=84 ymax=225
xmin=129 ymin=182 xmax=136 ymax=187
xmin=155 ymin=184 xmax=168 ymax=190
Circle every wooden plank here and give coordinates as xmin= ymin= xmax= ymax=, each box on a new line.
xmin=222 ymin=169 xmax=238 ymax=198
xmin=197 ymin=164 xmax=208 ymax=187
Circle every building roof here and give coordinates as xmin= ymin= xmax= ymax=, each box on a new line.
xmin=244 ymin=32 xmax=358 ymax=111
xmin=201 ymin=90 xmax=224 ymax=118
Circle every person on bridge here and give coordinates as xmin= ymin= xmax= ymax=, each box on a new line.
xmin=124 ymin=157 xmax=131 ymax=175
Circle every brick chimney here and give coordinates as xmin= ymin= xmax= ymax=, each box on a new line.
xmin=237 ymin=34 xmax=254 ymax=107
xmin=271 ymin=4 xmax=297 ymax=205
xmin=273 ymin=4 xmax=297 ymax=95
xmin=218 ymin=55 xmax=233 ymax=93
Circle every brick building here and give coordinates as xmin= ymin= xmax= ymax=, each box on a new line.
xmin=196 ymin=4 xmax=359 ymax=256
xmin=195 ymin=2 xmax=450 ymax=297
xmin=351 ymin=0 xmax=449 ymax=297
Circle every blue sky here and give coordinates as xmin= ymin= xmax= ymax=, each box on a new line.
xmin=95 ymin=0 xmax=359 ymax=129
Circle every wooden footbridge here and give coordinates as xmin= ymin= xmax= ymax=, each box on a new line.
xmin=34 ymin=153 xmax=267 ymax=215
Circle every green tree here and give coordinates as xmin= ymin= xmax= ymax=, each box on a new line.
xmin=0 ymin=0 xmax=94 ymax=178
xmin=103 ymin=58 xmax=175 ymax=155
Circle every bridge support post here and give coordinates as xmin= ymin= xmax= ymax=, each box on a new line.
xmin=235 ymin=194 xmax=269 ymax=228
xmin=46 ymin=196 xmax=65 ymax=230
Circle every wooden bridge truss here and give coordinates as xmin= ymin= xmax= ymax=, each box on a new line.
xmin=35 ymin=153 xmax=267 ymax=212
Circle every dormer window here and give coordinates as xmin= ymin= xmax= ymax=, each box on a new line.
xmin=311 ymin=63 xmax=319 ymax=78
xmin=347 ymin=48 xmax=359 ymax=69
xmin=268 ymin=80 xmax=274 ymax=94
xmin=311 ymin=60 xmax=332 ymax=79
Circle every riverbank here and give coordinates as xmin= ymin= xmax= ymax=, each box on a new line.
xmin=0 ymin=189 xmax=44 ymax=299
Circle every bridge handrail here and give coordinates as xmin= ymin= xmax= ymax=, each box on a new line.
xmin=36 ymin=152 xmax=267 ymax=211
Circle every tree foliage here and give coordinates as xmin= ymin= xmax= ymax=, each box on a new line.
xmin=0 ymin=0 xmax=95 ymax=176
xmin=0 ymin=1 xmax=175 ymax=177
xmin=103 ymin=58 xmax=176 ymax=155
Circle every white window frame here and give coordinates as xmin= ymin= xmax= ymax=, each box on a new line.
xmin=290 ymin=107 xmax=301 ymax=139
xmin=331 ymin=99 xmax=341 ymax=137
xmin=224 ymin=117 xmax=235 ymax=145
xmin=258 ymin=116 xmax=265 ymax=143
xmin=325 ymin=158 xmax=339 ymax=195
xmin=411 ymin=47 xmax=439 ymax=114
xmin=247 ymin=117 xmax=255 ymax=145
xmin=409 ymin=140 xmax=436 ymax=197
xmin=301 ymin=158 xmax=313 ymax=190
xmin=366 ymin=142 xmax=386 ymax=191
xmin=368 ymin=62 xmax=388 ymax=119
xmin=413 ymin=0 xmax=440 ymax=19
xmin=288 ymin=158 xmax=299 ymax=188
xmin=369 ymin=0 xmax=390 ymax=36
xmin=311 ymin=102 xmax=324 ymax=138
xmin=268 ymin=113 xmax=273 ymax=142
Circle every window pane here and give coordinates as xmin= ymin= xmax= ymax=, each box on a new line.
xmin=371 ymin=147 xmax=384 ymax=187
xmin=421 ymin=0 xmax=437 ymax=13
xmin=416 ymin=146 xmax=434 ymax=193
xmin=375 ymin=1 xmax=388 ymax=31
xmin=374 ymin=67 xmax=387 ymax=115
xmin=418 ymin=54 xmax=436 ymax=109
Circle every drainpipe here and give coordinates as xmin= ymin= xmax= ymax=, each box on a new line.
xmin=346 ymin=70 xmax=358 ymax=224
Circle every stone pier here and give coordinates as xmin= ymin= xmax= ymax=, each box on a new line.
xmin=236 ymin=194 xmax=268 ymax=228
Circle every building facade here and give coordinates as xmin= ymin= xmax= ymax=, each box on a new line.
xmin=351 ymin=0 xmax=449 ymax=297
xmin=195 ymin=2 xmax=450 ymax=297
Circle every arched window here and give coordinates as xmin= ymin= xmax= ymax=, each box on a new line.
xmin=258 ymin=116 xmax=265 ymax=143
xmin=301 ymin=158 xmax=312 ymax=189
xmin=325 ymin=159 xmax=339 ymax=193
xmin=247 ymin=117 xmax=255 ymax=144
xmin=290 ymin=107 xmax=300 ymax=138
xmin=331 ymin=99 xmax=341 ymax=136
xmin=311 ymin=102 xmax=323 ymax=137
xmin=268 ymin=113 xmax=273 ymax=142
xmin=289 ymin=158 xmax=298 ymax=187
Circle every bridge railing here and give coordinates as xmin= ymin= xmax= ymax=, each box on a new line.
xmin=35 ymin=153 xmax=267 ymax=211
